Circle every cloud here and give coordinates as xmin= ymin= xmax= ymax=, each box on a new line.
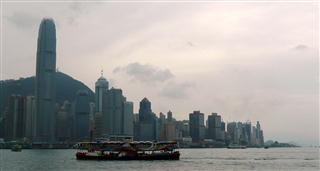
xmin=293 ymin=44 xmax=308 ymax=50
xmin=68 ymin=2 xmax=83 ymax=13
xmin=159 ymin=81 xmax=195 ymax=99
xmin=113 ymin=62 xmax=174 ymax=83
xmin=187 ymin=41 xmax=195 ymax=47
xmin=3 ymin=3 xmax=318 ymax=145
xmin=5 ymin=12 xmax=38 ymax=29
xmin=65 ymin=2 xmax=87 ymax=25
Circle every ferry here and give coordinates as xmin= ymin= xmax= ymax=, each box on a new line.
xmin=75 ymin=141 xmax=180 ymax=160
xmin=227 ymin=144 xmax=246 ymax=149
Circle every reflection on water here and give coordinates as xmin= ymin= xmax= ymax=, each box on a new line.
xmin=0 ymin=148 xmax=319 ymax=171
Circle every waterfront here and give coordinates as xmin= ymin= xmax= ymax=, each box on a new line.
xmin=1 ymin=148 xmax=319 ymax=171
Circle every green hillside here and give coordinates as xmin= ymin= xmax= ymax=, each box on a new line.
xmin=0 ymin=72 xmax=94 ymax=113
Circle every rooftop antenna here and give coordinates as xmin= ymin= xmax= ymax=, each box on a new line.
xmin=101 ymin=69 xmax=103 ymax=77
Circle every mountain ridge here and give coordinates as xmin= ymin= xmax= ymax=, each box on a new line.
xmin=0 ymin=72 xmax=94 ymax=113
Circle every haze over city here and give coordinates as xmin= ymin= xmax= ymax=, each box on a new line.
xmin=1 ymin=2 xmax=318 ymax=146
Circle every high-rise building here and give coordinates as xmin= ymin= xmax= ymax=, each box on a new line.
xmin=4 ymin=95 xmax=26 ymax=141
xmin=89 ymin=102 xmax=96 ymax=140
xmin=227 ymin=122 xmax=239 ymax=144
xmin=25 ymin=96 xmax=36 ymax=140
xmin=94 ymin=74 xmax=134 ymax=139
xmin=73 ymin=90 xmax=90 ymax=140
xmin=95 ymin=71 xmax=108 ymax=113
xmin=176 ymin=120 xmax=190 ymax=138
xmin=102 ymin=88 xmax=133 ymax=137
xmin=159 ymin=111 xmax=176 ymax=141
xmin=139 ymin=98 xmax=154 ymax=122
xmin=34 ymin=18 xmax=57 ymax=144
xmin=123 ymin=101 xmax=134 ymax=136
xmin=189 ymin=111 xmax=205 ymax=142
xmin=161 ymin=122 xmax=176 ymax=141
xmin=255 ymin=121 xmax=264 ymax=146
xmin=251 ymin=126 xmax=257 ymax=145
xmin=227 ymin=121 xmax=264 ymax=146
xmin=55 ymin=100 xmax=72 ymax=142
xmin=259 ymin=130 xmax=264 ymax=146
xmin=56 ymin=104 xmax=69 ymax=142
xmin=167 ymin=110 xmax=173 ymax=123
xmin=159 ymin=112 xmax=166 ymax=122
xmin=220 ymin=121 xmax=226 ymax=141
xmin=207 ymin=113 xmax=222 ymax=141
xmin=104 ymin=88 xmax=123 ymax=135
xmin=136 ymin=98 xmax=158 ymax=141
xmin=93 ymin=112 xmax=103 ymax=138
xmin=242 ymin=122 xmax=251 ymax=145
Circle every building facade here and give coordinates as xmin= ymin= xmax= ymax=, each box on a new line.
xmin=95 ymin=72 xmax=108 ymax=114
xmin=34 ymin=18 xmax=57 ymax=144
xmin=4 ymin=95 xmax=26 ymax=141
xmin=136 ymin=98 xmax=158 ymax=141
xmin=73 ymin=90 xmax=90 ymax=140
xmin=207 ymin=113 xmax=223 ymax=141
xmin=189 ymin=111 xmax=205 ymax=142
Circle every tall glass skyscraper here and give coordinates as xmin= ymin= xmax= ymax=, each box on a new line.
xmin=95 ymin=72 xmax=108 ymax=113
xmin=189 ymin=111 xmax=205 ymax=142
xmin=34 ymin=18 xmax=56 ymax=144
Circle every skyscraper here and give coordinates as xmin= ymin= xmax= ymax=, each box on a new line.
xmin=189 ymin=111 xmax=205 ymax=142
xmin=123 ymin=101 xmax=134 ymax=136
xmin=227 ymin=122 xmax=239 ymax=144
xmin=255 ymin=121 xmax=264 ymax=146
xmin=167 ymin=110 xmax=173 ymax=122
xmin=95 ymin=71 xmax=108 ymax=113
xmin=25 ymin=96 xmax=36 ymax=139
xmin=101 ymin=88 xmax=133 ymax=137
xmin=93 ymin=73 xmax=108 ymax=138
xmin=207 ymin=113 xmax=222 ymax=141
xmin=4 ymin=95 xmax=26 ymax=141
xmin=104 ymin=88 xmax=124 ymax=135
xmin=139 ymin=98 xmax=153 ymax=122
xmin=34 ymin=18 xmax=57 ymax=144
xmin=137 ymin=98 xmax=158 ymax=141
xmin=73 ymin=90 xmax=90 ymax=140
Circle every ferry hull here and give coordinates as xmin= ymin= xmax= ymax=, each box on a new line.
xmin=76 ymin=151 xmax=180 ymax=160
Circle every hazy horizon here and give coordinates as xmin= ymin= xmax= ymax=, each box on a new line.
xmin=1 ymin=2 xmax=319 ymax=146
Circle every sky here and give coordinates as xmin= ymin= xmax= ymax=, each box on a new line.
xmin=1 ymin=1 xmax=319 ymax=146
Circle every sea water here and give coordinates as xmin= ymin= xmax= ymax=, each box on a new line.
xmin=1 ymin=147 xmax=319 ymax=171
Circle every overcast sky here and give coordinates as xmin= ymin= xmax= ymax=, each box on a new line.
xmin=1 ymin=1 xmax=318 ymax=146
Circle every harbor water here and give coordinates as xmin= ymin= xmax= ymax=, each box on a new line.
xmin=1 ymin=147 xmax=319 ymax=171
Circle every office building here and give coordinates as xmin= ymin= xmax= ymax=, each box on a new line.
xmin=189 ymin=111 xmax=205 ymax=142
xmin=34 ymin=18 xmax=57 ymax=144
xmin=73 ymin=90 xmax=90 ymax=140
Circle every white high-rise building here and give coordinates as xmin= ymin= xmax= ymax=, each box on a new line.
xmin=95 ymin=71 xmax=108 ymax=113
xmin=94 ymin=74 xmax=133 ymax=138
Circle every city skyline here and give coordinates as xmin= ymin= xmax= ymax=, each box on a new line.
xmin=1 ymin=2 xmax=318 ymax=146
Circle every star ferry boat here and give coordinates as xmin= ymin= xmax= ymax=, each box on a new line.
xmin=75 ymin=141 xmax=180 ymax=160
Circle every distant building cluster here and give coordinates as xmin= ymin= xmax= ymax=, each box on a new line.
xmin=1 ymin=93 xmax=265 ymax=148
xmin=93 ymin=73 xmax=134 ymax=139
xmin=0 ymin=18 xmax=265 ymax=148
